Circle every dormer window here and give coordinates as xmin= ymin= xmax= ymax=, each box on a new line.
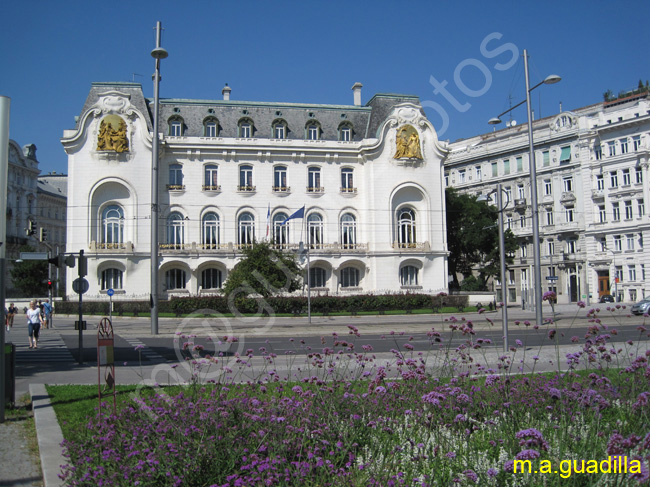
xmin=339 ymin=123 xmax=353 ymax=141
xmin=272 ymin=119 xmax=288 ymax=139
xmin=306 ymin=121 xmax=321 ymax=140
xmin=239 ymin=118 xmax=254 ymax=138
xmin=204 ymin=118 xmax=219 ymax=137
xmin=169 ymin=117 xmax=184 ymax=137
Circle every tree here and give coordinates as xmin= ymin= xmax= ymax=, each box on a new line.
xmin=10 ymin=245 xmax=48 ymax=297
xmin=222 ymin=241 xmax=302 ymax=298
xmin=445 ymin=188 xmax=517 ymax=290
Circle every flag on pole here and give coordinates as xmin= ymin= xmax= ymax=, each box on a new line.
xmin=281 ymin=205 xmax=305 ymax=225
xmin=265 ymin=203 xmax=271 ymax=238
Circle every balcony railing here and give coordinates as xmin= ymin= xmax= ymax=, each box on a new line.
xmin=392 ymin=242 xmax=426 ymax=250
xmin=306 ymin=186 xmax=325 ymax=193
xmin=237 ymin=185 xmax=256 ymax=192
xmin=202 ymin=185 xmax=221 ymax=192
xmin=340 ymin=187 xmax=358 ymax=194
xmin=272 ymin=186 xmax=290 ymax=193
xmin=166 ymin=184 xmax=185 ymax=191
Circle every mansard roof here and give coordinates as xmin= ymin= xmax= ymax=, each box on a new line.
xmin=78 ymin=83 xmax=422 ymax=142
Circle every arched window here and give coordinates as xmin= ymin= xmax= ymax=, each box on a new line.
xmin=165 ymin=269 xmax=186 ymax=290
xmin=101 ymin=268 xmax=123 ymax=290
xmin=309 ymin=267 xmax=327 ymax=288
xmin=340 ymin=213 xmax=357 ymax=249
xmin=238 ymin=212 xmax=255 ymax=247
xmin=400 ymin=266 xmax=419 ymax=286
xmin=397 ymin=208 xmax=416 ymax=248
xmin=204 ymin=117 xmax=218 ymax=137
xmin=306 ymin=121 xmax=321 ymax=140
xmin=273 ymin=212 xmax=289 ymax=248
xmin=308 ymin=213 xmax=323 ymax=249
xmin=239 ymin=118 xmax=254 ymax=138
xmin=272 ymin=119 xmax=288 ymax=139
xmin=340 ymin=267 xmax=359 ymax=288
xmin=169 ymin=117 xmax=184 ymax=136
xmin=201 ymin=268 xmax=222 ymax=289
xmin=166 ymin=212 xmax=185 ymax=249
xmin=101 ymin=204 xmax=124 ymax=248
xmin=338 ymin=122 xmax=353 ymax=142
xmin=202 ymin=212 xmax=220 ymax=248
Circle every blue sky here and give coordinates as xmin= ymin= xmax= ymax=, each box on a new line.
xmin=2 ymin=1 xmax=649 ymax=175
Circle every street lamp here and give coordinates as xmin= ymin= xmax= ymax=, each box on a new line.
xmin=488 ymin=49 xmax=561 ymax=327
xmin=150 ymin=22 xmax=168 ymax=335
xmin=478 ymin=183 xmax=511 ymax=351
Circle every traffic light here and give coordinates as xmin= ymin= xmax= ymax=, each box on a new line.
xmin=48 ymin=254 xmax=76 ymax=268
xmin=39 ymin=227 xmax=47 ymax=242
xmin=26 ymin=220 xmax=36 ymax=236
xmin=47 ymin=280 xmax=53 ymax=291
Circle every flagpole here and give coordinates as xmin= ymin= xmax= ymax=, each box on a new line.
xmin=305 ymin=209 xmax=311 ymax=324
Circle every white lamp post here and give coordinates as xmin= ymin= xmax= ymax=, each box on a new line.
xmin=478 ymin=183 xmax=510 ymax=351
xmin=488 ymin=49 xmax=560 ymax=327
xmin=150 ymin=22 xmax=168 ymax=335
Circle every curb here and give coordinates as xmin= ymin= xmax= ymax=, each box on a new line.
xmin=30 ymin=384 xmax=66 ymax=487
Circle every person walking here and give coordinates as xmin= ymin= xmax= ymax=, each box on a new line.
xmin=42 ymin=299 xmax=52 ymax=329
xmin=25 ymin=301 xmax=43 ymax=349
xmin=6 ymin=302 xmax=16 ymax=331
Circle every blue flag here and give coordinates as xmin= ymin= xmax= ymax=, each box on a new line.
xmin=281 ymin=205 xmax=305 ymax=225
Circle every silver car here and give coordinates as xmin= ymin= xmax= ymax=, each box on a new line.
xmin=631 ymin=299 xmax=650 ymax=315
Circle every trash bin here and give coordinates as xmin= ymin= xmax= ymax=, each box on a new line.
xmin=4 ymin=343 xmax=15 ymax=408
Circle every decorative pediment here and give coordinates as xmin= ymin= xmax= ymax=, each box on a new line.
xmin=550 ymin=113 xmax=578 ymax=132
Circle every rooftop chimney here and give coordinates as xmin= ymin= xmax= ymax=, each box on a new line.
xmin=222 ymin=83 xmax=231 ymax=101
xmin=351 ymin=82 xmax=363 ymax=106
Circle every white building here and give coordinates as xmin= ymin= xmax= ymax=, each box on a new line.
xmin=446 ymin=91 xmax=650 ymax=305
xmin=61 ymin=82 xmax=450 ymax=300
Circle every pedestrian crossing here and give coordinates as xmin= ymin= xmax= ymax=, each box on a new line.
xmin=6 ymin=327 xmax=76 ymax=364
xmin=120 ymin=336 xmax=168 ymax=364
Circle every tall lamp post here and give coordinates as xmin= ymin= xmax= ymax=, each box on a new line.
xmin=478 ymin=183 xmax=510 ymax=351
xmin=488 ymin=49 xmax=560 ymax=326
xmin=150 ymin=22 xmax=168 ymax=335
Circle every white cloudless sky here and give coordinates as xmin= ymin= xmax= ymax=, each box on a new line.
xmin=2 ymin=0 xmax=649 ymax=175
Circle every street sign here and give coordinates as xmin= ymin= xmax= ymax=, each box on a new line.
xmin=106 ymin=288 xmax=114 ymax=297
xmin=546 ymin=276 xmax=559 ymax=281
xmin=73 ymin=278 xmax=89 ymax=295
xmin=19 ymin=252 xmax=48 ymax=260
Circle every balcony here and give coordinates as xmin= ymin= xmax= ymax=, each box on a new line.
xmin=392 ymin=242 xmax=428 ymax=251
xmin=237 ymin=185 xmax=256 ymax=193
xmin=166 ymin=184 xmax=185 ymax=191
xmin=306 ymin=186 xmax=325 ymax=193
xmin=202 ymin=185 xmax=221 ymax=192
xmin=514 ymin=198 xmax=527 ymax=208
xmin=340 ymin=187 xmax=358 ymax=194
xmin=272 ymin=186 xmax=291 ymax=193
xmin=591 ymin=189 xmax=605 ymax=200
xmin=560 ymin=191 xmax=576 ymax=203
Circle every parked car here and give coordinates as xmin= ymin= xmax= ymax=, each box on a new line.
xmin=599 ymin=294 xmax=615 ymax=303
xmin=631 ymin=298 xmax=650 ymax=315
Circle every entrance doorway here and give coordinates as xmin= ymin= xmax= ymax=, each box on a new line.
xmin=597 ymin=271 xmax=610 ymax=298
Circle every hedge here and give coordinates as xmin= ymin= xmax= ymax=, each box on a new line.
xmin=53 ymin=293 xmax=466 ymax=316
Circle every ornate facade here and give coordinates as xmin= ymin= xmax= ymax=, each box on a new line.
xmin=446 ymin=92 xmax=650 ymax=305
xmin=62 ymin=82 xmax=450 ymax=300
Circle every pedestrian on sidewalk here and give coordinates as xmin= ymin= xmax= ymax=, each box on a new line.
xmin=25 ymin=301 xmax=43 ymax=349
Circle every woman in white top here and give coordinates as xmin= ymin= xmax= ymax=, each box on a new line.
xmin=25 ymin=301 xmax=43 ymax=349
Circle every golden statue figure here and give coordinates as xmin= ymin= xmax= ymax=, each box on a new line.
xmin=393 ymin=125 xmax=422 ymax=159
xmin=96 ymin=115 xmax=129 ymax=152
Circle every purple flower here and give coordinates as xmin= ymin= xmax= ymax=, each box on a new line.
xmin=515 ymin=449 xmax=540 ymax=460
xmin=463 ymin=469 xmax=478 ymax=483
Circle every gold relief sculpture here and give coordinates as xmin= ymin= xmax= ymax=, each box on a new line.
xmin=394 ymin=125 xmax=422 ymax=160
xmin=97 ymin=115 xmax=129 ymax=152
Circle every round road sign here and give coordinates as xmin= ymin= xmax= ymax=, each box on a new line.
xmin=72 ymin=278 xmax=89 ymax=295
